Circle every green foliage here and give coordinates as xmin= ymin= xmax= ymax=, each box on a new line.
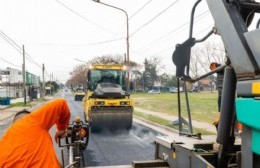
xmin=46 ymin=81 xmax=60 ymax=93
xmin=159 ymin=73 xmax=178 ymax=87
xmin=10 ymin=102 xmax=31 ymax=107
xmin=142 ymin=57 xmax=160 ymax=90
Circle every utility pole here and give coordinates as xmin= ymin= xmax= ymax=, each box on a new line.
xmin=22 ymin=45 xmax=26 ymax=105
xmin=42 ymin=64 xmax=45 ymax=97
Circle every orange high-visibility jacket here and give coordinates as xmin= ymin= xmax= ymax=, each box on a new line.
xmin=0 ymin=98 xmax=70 ymax=168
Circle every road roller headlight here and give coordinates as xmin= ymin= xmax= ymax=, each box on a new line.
xmin=94 ymin=101 xmax=105 ymax=105
xmin=89 ymin=65 xmax=93 ymax=69
xmin=120 ymin=101 xmax=130 ymax=105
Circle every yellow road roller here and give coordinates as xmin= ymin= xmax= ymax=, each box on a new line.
xmin=82 ymin=64 xmax=134 ymax=132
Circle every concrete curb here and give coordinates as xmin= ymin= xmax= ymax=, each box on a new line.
xmin=0 ymin=106 xmax=10 ymax=110
xmin=134 ymin=107 xmax=217 ymax=134
xmin=133 ymin=114 xmax=216 ymax=136
xmin=133 ymin=115 xmax=179 ymax=135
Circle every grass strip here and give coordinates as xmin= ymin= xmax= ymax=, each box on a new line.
xmin=10 ymin=97 xmax=46 ymax=108
xmin=10 ymin=102 xmax=32 ymax=107
xmin=134 ymin=111 xmax=215 ymax=135
xmin=132 ymin=92 xmax=218 ymax=124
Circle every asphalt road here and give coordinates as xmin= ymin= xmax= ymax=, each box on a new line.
xmin=63 ymin=91 xmax=160 ymax=167
xmin=0 ymin=91 xmax=161 ymax=167
xmin=0 ymin=120 xmax=11 ymax=138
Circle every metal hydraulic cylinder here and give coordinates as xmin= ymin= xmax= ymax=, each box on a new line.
xmin=217 ymin=67 xmax=237 ymax=145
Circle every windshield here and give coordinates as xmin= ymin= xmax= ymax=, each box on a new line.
xmin=88 ymin=69 xmax=126 ymax=91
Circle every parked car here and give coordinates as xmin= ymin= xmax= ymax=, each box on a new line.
xmin=169 ymin=87 xmax=177 ymax=93
xmin=148 ymin=89 xmax=161 ymax=94
xmin=189 ymin=88 xmax=199 ymax=93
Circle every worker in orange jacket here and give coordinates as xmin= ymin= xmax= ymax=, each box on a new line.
xmin=0 ymin=98 xmax=71 ymax=168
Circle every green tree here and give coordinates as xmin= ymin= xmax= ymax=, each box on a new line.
xmin=142 ymin=57 xmax=161 ymax=90
xmin=143 ymin=59 xmax=153 ymax=90
xmin=46 ymin=81 xmax=60 ymax=93
xmin=158 ymin=73 xmax=178 ymax=87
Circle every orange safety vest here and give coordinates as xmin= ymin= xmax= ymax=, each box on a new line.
xmin=0 ymin=98 xmax=70 ymax=168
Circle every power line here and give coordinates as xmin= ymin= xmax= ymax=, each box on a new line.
xmin=0 ymin=33 xmax=22 ymax=55
xmin=155 ymin=11 xmax=209 ymax=43
xmin=133 ymin=23 xmax=214 ymax=60
xmin=130 ymin=0 xmax=179 ymax=37
xmin=0 ymin=57 xmax=21 ymax=69
xmin=145 ymin=25 xmax=212 ymax=58
xmin=84 ymin=37 xmax=124 ymax=45
xmin=133 ymin=11 xmax=209 ymax=53
xmin=93 ymin=0 xmax=178 ymax=55
xmin=39 ymin=37 xmax=125 ymax=46
xmin=129 ymin=0 xmax=153 ymax=20
xmin=54 ymin=0 xmax=115 ymax=34
xmin=0 ymin=30 xmax=42 ymax=68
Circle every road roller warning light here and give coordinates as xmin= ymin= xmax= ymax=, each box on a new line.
xmin=82 ymin=64 xmax=134 ymax=132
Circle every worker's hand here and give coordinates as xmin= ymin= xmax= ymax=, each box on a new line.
xmin=77 ymin=128 xmax=87 ymax=138
xmin=55 ymin=130 xmax=67 ymax=143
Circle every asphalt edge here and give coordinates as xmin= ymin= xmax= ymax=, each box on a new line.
xmin=133 ymin=115 xmax=179 ymax=135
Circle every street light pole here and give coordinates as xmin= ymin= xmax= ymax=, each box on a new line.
xmin=22 ymin=45 xmax=26 ymax=105
xmin=93 ymin=0 xmax=130 ymax=91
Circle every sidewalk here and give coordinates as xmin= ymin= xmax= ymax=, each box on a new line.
xmin=0 ymin=96 xmax=54 ymax=122
xmin=134 ymin=107 xmax=217 ymax=134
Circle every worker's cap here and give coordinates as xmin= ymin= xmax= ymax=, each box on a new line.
xmin=75 ymin=116 xmax=81 ymax=123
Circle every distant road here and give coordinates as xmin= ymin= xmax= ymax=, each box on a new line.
xmin=63 ymin=91 xmax=160 ymax=167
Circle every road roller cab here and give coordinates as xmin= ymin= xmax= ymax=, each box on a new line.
xmin=82 ymin=64 xmax=134 ymax=132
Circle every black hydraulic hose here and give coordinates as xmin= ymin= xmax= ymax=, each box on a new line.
xmin=183 ymin=81 xmax=193 ymax=134
xmin=177 ymin=77 xmax=182 ymax=135
xmin=189 ymin=0 xmax=202 ymax=38
xmin=195 ymin=28 xmax=215 ymax=43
